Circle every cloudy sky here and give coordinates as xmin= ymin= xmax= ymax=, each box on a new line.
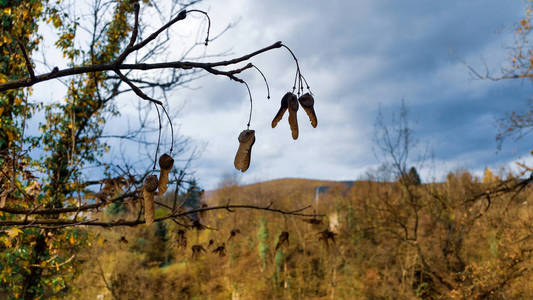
xmin=153 ymin=0 xmax=530 ymax=189
xmin=30 ymin=0 xmax=533 ymax=190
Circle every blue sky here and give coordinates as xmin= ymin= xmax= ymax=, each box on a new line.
xmin=159 ymin=0 xmax=531 ymax=189
xmin=30 ymin=0 xmax=533 ymax=190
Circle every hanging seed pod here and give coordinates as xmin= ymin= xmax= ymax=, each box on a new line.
xmin=275 ymin=231 xmax=289 ymax=251
xmin=271 ymin=92 xmax=291 ymax=128
xmin=227 ymin=229 xmax=241 ymax=242
xmin=318 ymin=229 xmax=337 ymax=249
xmin=191 ymin=244 xmax=206 ymax=259
xmin=234 ymin=129 xmax=255 ymax=172
xmin=287 ymin=93 xmax=299 ymax=139
xmin=298 ymin=93 xmax=317 ymax=128
xmin=212 ymin=243 xmax=226 ymax=257
xmin=157 ymin=153 xmax=174 ymax=195
xmin=302 ymin=217 xmax=323 ymax=225
xmin=143 ymin=175 xmax=158 ymax=225
xmin=177 ymin=229 xmax=187 ymax=249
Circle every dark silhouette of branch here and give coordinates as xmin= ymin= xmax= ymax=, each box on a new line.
xmin=0 ymin=203 xmax=319 ymax=228
xmin=0 ymin=192 xmax=136 ymax=215
xmin=15 ymin=38 xmax=35 ymax=80
xmin=0 ymin=41 xmax=283 ymax=92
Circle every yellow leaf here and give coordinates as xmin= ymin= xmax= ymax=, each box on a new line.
xmin=5 ymin=130 xmax=14 ymax=143
xmin=1 ymin=237 xmax=11 ymax=247
xmin=69 ymin=235 xmax=75 ymax=245
xmin=5 ymin=228 xmax=22 ymax=239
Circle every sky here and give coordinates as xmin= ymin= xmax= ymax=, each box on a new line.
xmin=31 ymin=0 xmax=533 ymax=190
xmin=161 ymin=0 xmax=532 ymax=189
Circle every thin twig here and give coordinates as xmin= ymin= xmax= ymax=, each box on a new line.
xmin=15 ymin=38 xmax=35 ymax=80
xmin=115 ymin=2 xmax=140 ymax=64
xmin=243 ymin=81 xmax=253 ymax=128
xmin=252 ymin=64 xmax=270 ymax=99
xmin=187 ymin=9 xmax=211 ymax=45
xmin=0 ymin=203 xmax=319 ymax=227
xmin=113 ymin=69 xmax=163 ymax=105
xmin=153 ymin=102 xmax=162 ymax=170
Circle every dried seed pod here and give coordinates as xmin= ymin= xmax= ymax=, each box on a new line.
xmin=318 ymin=229 xmax=337 ymax=249
xmin=271 ymin=92 xmax=291 ymax=128
xmin=143 ymin=175 xmax=158 ymax=225
xmin=191 ymin=244 xmax=206 ymax=259
xmin=159 ymin=153 xmax=174 ymax=170
xmin=302 ymin=217 xmax=323 ymax=225
xmin=287 ymin=93 xmax=299 ymax=139
xmin=234 ymin=129 xmax=255 ymax=172
xmin=177 ymin=229 xmax=187 ymax=249
xmin=275 ymin=231 xmax=289 ymax=251
xmin=157 ymin=154 xmax=174 ymax=195
xmin=192 ymin=219 xmax=207 ymax=231
xmin=212 ymin=243 xmax=226 ymax=257
xmin=228 ymin=229 xmax=241 ymax=242
xmin=298 ymin=93 xmax=317 ymax=128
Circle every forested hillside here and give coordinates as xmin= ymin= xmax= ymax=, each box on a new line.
xmin=68 ymin=171 xmax=533 ymax=299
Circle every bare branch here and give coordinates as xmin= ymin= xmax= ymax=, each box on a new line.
xmin=0 ymin=41 xmax=283 ymax=92
xmin=15 ymin=38 xmax=35 ymax=80
xmin=0 ymin=203 xmax=319 ymax=228
xmin=114 ymin=69 xmax=163 ymax=105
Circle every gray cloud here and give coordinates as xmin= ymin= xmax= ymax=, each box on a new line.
xmin=157 ymin=0 xmax=533 ymax=189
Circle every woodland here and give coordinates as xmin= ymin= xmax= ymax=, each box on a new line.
xmin=0 ymin=0 xmax=533 ymax=299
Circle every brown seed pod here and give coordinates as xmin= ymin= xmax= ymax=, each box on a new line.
xmin=191 ymin=244 xmax=206 ymax=259
xmin=287 ymin=93 xmax=299 ymax=139
xmin=177 ymin=229 xmax=187 ymax=249
xmin=302 ymin=217 xmax=323 ymax=225
xmin=234 ymin=129 xmax=255 ymax=172
xmin=275 ymin=231 xmax=289 ymax=251
xmin=144 ymin=175 xmax=158 ymax=193
xmin=159 ymin=153 xmax=174 ymax=170
xmin=157 ymin=154 xmax=174 ymax=195
xmin=318 ymin=229 xmax=337 ymax=249
xmin=228 ymin=229 xmax=241 ymax=242
xmin=271 ymin=92 xmax=291 ymax=128
xmin=143 ymin=175 xmax=158 ymax=225
xmin=212 ymin=243 xmax=226 ymax=257
xmin=298 ymin=93 xmax=317 ymax=128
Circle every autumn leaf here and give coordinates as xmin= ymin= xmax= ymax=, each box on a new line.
xmin=5 ymin=228 xmax=22 ymax=239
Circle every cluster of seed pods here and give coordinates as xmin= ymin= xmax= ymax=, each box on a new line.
xmin=143 ymin=153 xmax=174 ymax=225
xmin=229 ymin=45 xmax=318 ymax=173
xmin=233 ymin=91 xmax=317 ymax=173
xmin=272 ymin=92 xmax=317 ymax=139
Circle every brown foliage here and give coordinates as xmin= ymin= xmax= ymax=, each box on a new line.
xmin=68 ymin=172 xmax=533 ymax=299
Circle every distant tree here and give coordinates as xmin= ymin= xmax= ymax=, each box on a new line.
xmin=482 ymin=167 xmax=498 ymax=184
xmin=401 ymin=166 xmax=422 ymax=186
xmin=372 ymin=99 xmax=430 ymax=184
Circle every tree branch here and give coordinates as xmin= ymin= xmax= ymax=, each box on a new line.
xmin=0 ymin=192 xmax=136 ymax=215
xmin=15 ymin=38 xmax=35 ymax=80
xmin=0 ymin=203 xmax=319 ymax=228
xmin=0 ymin=41 xmax=283 ymax=92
